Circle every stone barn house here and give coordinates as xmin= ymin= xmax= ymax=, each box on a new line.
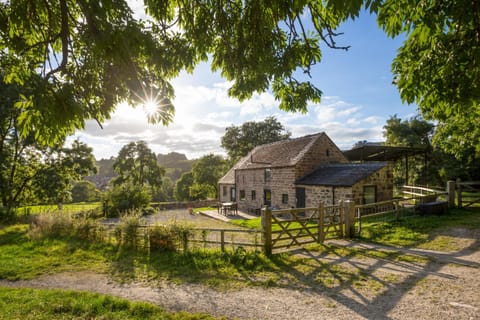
xmin=218 ymin=132 xmax=393 ymax=213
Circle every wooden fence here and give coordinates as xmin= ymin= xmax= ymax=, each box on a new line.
xmin=97 ymin=223 xmax=263 ymax=252
xmin=456 ymin=180 xmax=480 ymax=208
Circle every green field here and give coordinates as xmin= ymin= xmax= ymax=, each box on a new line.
xmin=16 ymin=202 xmax=101 ymax=216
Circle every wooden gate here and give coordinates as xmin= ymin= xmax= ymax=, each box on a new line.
xmin=262 ymin=202 xmax=354 ymax=255
xmin=457 ymin=181 xmax=480 ymax=208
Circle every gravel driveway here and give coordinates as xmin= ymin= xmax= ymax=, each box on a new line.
xmin=1 ymin=227 xmax=479 ymax=320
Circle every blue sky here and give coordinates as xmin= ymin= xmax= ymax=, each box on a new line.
xmin=69 ymin=10 xmax=418 ymax=160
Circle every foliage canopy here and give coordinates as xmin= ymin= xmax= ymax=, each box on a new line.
xmin=221 ymin=116 xmax=291 ymax=163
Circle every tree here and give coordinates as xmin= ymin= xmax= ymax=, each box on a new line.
xmin=71 ymin=181 xmax=100 ymax=203
xmin=383 ymin=115 xmax=434 ymax=185
xmin=221 ymin=116 xmax=291 ymax=162
xmin=104 ymin=183 xmax=152 ymax=216
xmin=0 ymin=1 xmax=360 ymax=145
xmin=33 ymin=140 xmax=98 ymax=207
xmin=190 ymin=154 xmax=227 ymax=199
xmin=111 ymin=141 xmax=165 ymax=190
xmin=383 ymin=115 xmax=480 ymax=185
xmin=174 ymin=172 xmax=194 ymax=202
xmin=0 ymin=75 xmax=97 ymax=215
xmin=375 ymin=0 xmax=480 ymax=153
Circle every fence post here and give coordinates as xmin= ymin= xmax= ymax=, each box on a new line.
xmin=456 ymin=178 xmax=462 ymax=208
xmin=447 ymin=180 xmax=456 ymax=208
xmin=317 ymin=202 xmax=324 ymax=243
xmin=343 ymin=200 xmax=356 ymax=239
xmin=261 ymin=206 xmax=272 ymax=256
xmin=220 ymin=230 xmax=225 ymax=252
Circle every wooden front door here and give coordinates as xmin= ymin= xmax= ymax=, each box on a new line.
xmin=296 ymin=187 xmax=306 ymax=208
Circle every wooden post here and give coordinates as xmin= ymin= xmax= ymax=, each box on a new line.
xmin=261 ymin=206 xmax=272 ymax=256
xmin=447 ymin=180 xmax=456 ymax=208
xmin=343 ymin=200 xmax=356 ymax=239
xmin=394 ymin=199 xmax=400 ymax=221
xmin=220 ymin=230 xmax=225 ymax=252
xmin=457 ymin=178 xmax=463 ymax=208
xmin=317 ymin=202 xmax=324 ymax=243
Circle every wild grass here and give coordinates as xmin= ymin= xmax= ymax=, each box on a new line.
xmin=0 ymin=287 xmax=219 ymax=320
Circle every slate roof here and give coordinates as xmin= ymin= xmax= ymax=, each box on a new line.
xmin=295 ymin=162 xmax=388 ymax=187
xmin=235 ymin=132 xmax=327 ymax=170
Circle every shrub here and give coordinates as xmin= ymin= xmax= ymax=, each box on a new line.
xmin=149 ymin=222 xmax=193 ymax=252
xmin=114 ymin=210 xmax=146 ymax=249
xmin=104 ymin=184 xmax=151 ymax=217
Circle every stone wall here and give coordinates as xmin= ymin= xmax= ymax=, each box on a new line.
xmin=218 ymin=183 xmax=235 ymax=202
xmin=302 ymin=186 xmax=353 ymax=207
xmin=351 ymin=165 xmax=393 ymax=204
xmin=295 ymin=134 xmax=348 ymax=179
xmin=235 ymin=166 xmax=297 ymax=211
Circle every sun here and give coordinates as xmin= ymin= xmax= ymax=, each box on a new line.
xmin=142 ymin=98 xmax=159 ymax=117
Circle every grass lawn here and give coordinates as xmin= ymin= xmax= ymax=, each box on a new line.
xmin=359 ymin=207 xmax=480 ymax=249
xmin=0 ymin=287 xmax=218 ymax=320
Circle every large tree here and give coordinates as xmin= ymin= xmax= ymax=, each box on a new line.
xmin=112 ymin=141 xmax=165 ymax=190
xmin=221 ymin=116 xmax=291 ymax=162
xmin=2 ymin=0 xmax=479 ymax=156
xmin=374 ymin=0 xmax=480 ymax=154
xmin=0 ymin=1 xmax=356 ymax=144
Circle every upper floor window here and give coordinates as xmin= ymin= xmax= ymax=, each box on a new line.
xmin=251 ymin=190 xmax=256 ymax=200
xmin=240 ymin=190 xmax=246 ymax=201
xmin=222 ymin=186 xmax=227 ymax=196
xmin=326 ymin=148 xmax=330 ymax=157
xmin=264 ymin=168 xmax=271 ymax=182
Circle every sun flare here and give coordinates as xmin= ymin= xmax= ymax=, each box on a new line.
xmin=142 ymin=99 xmax=159 ymax=117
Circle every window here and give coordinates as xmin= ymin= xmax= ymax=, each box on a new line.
xmin=264 ymin=168 xmax=271 ymax=182
xmin=282 ymin=194 xmax=289 ymax=204
xmin=231 ymin=187 xmax=236 ymax=201
xmin=222 ymin=186 xmax=227 ymax=197
xmin=240 ymin=190 xmax=246 ymax=201
xmin=326 ymin=148 xmax=330 ymax=157
xmin=251 ymin=190 xmax=256 ymax=200
xmin=363 ymin=186 xmax=376 ymax=204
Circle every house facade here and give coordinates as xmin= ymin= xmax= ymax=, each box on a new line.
xmin=218 ymin=132 xmax=393 ymax=212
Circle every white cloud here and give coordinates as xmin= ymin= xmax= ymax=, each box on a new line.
xmin=73 ymin=80 xmax=391 ymax=160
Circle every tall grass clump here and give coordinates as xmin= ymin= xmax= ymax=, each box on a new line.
xmin=149 ymin=222 xmax=193 ymax=252
xmin=29 ymin=211 xmax=100 ymax=241
xmin=114 ymin=210 xmax=146 ymax=249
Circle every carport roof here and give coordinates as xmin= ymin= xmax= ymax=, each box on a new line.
xmin=343 ymin=144 xmax=427 ymax=162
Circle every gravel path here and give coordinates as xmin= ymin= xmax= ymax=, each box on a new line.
xmin=1 ymin=229 xmax=479 ymax=320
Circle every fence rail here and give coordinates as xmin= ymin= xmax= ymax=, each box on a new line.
xmin=97 ymin=223 xmax=262 ymax=252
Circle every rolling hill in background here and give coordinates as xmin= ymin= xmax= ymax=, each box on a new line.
xmin=85 ymin=152 xmax=196 ymax=190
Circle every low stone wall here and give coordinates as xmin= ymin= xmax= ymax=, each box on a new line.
xmin=153 ymin=199 xmax=218 ymax=210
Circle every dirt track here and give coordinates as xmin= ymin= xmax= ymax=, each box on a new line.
xmin=1 ymin=229 xmax=479 ymax=320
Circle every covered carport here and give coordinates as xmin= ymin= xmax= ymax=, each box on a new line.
xmin=343 ymin=144 xmax=429 ymax=185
